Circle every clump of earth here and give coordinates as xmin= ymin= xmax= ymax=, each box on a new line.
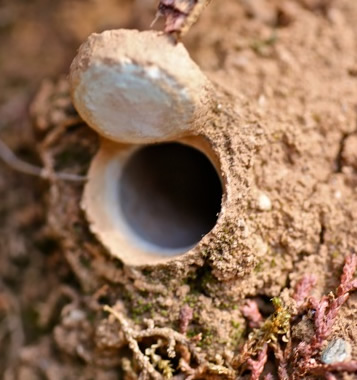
xmin=0 ymin=0 xmax=356 ymax=379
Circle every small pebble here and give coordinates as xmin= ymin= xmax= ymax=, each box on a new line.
xmin=321 ymin=338 xmax=351 ymax=364
xmin=257 ymin=192 xmax=272 ymax=211
xmin=334 ymin=190 xmax=342 ymax=199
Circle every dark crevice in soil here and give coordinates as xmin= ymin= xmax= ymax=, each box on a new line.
xmin=334 ymin=133 xmax=348 ymax=173
xmin=319 ymin=223 xmax=326 ymax=245
xmin=335 ymin=109 xmax=357 ymax=172
xmin=185 ymin=265 xmax=214 ymax=297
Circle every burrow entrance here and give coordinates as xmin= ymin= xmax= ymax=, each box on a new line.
xmin=119 ymin=142 xmax=222 ymax=253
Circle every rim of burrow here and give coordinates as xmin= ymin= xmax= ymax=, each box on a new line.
xmin=81 ymin=135 xmax=228 ymax=266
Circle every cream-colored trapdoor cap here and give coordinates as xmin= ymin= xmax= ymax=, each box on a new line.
xmin=69 ymin=29 xmax=211 ymax=144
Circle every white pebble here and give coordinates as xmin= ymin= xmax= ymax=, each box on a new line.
xmin=257 ymin=192 xmax=272 ymax=211
xmin=321 ymin=338 xmax=351 ymax=364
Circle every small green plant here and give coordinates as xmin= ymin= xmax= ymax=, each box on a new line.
xmin=234 ymin=254 xmax=357 ymax=379
xmin=145 ymin=340 xmax=174 ymax=379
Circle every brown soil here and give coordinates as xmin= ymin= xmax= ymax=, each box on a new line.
xmin=0 ymin=0 xmax=356 ymax=379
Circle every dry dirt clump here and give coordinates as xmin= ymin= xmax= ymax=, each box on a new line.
xmin=0 ymin=0 xmax=357 ymax=379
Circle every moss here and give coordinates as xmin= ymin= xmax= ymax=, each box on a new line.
xmin=231 ymin=320 xmax=241 ymax=329
xmin=187 ymin=327 xmax=201 ymax=338
xmin=218 ymin=299 xmax=238 ymax=311
xmin=218 ymin=302 xmax=230 ymax=310
xmin=183 ymin=294 xmax=199 ymax=307
xmin=232 ymin=329 xmax=244 ymax=343
xmin=198 ymin=328 xmax=214 ymax=347
xmin=270 ymin=258 xmax=277 ymax=268
xmin=260 ymin=297 xmax=291 ymax=342
xmin=160 ymin=309 xmax=168 ymax=317
xmin=187 ymin=326 xmax=215 ymax=348
xmin=184 ymin=266 xmax=216 ymax=297
xmin=331 ymin=250 xmax=340 ymax=259
xmin=231 ymin=321 xmax=244 ymax=343
xmin=251 ymin=31 xmax=278 ymax=55
xmin=131 ymin=301 xmax=154 ymax=318
xmin=201 ymin=248 xmax=209 ymax=258
xmin=254 ymin=259 xmax=264 ymax=273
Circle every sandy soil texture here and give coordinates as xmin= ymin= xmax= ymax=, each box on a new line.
xmin=0 ymin=0 xmax=356 ymax=379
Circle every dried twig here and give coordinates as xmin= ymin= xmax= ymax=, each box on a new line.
xmin=293 ymin=274 xmax=317 ymax=311
xmin=178 ymin=360 xmax=235 ymax=380
xmin=271 ymin=342 xmax=289 ymax=380
xmin=246 ymin=343 xmax=268 ymax=380
xmin=104 ymin=305 xmax=162 ymax=379
xmin=309 ymin=255 xmax=356 ymax=353
xmin=234 ymin=297 xmax=291 ymax=376
xmin=264 ymin=374 xmax=274 ymax=380
xmin=235 ymin=254 xmax=357 ymax=379
xmin=153 ymin=0 xmax=212 ymax=38
xmin=37 ymin=285 xmax=79 ymax=328
xmin=325 ymin=373 xmax=337 ymax=380
xmin=293 ymin=254 xmax=357 ymax=377
xmin=0 ymin=138 xmax=85 ymax=182
xmin=104 ymin=305 xmax=204 ymax=379
xmin=241 ymin=299 xmax=264 ymax=328
xmin=308 ymin=361 xmax=357 ymax=375
xmin=179 ymin=305 xmax=193 ymax=334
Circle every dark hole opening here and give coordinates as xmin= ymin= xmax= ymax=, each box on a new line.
xmin=119 ymin=143 xmax=222 ymax=252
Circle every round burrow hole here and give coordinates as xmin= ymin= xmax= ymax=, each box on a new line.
xmin=119 ymin=142 xmax=223 ymax=254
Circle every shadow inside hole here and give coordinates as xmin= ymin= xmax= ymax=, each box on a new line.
xmin=119 ymin=143 xmax=222 ymax=252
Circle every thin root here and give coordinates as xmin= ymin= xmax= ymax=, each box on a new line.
xmin=0 ymin=138 xmax=85 ymax=182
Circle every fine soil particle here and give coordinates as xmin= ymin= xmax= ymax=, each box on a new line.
xmin=0 ymin=0 xmax=357 ymax=379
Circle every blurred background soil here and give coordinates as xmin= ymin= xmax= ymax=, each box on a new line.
xmin=0 ymin=1 xmax=155 ymax=377
xmin=1 ymin=0 xmax=357 ymax=379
